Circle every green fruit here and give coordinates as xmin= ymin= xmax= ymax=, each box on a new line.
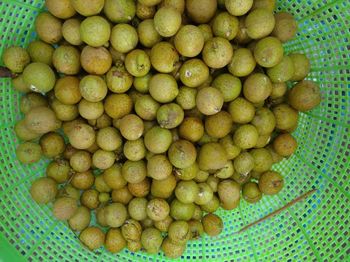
xmin=125 ymin=49 xmax=151 ymax=77
xmin=149 ymin=73 xmax=179 ymax=103
xmin=150 ymin=41 xmax=179 ymax=73
xmin=196 ymin=87 xmax=224 ymax=116
xmin=175 ymin=181 xmax=199 ymax=204
xmin=136 ymin=3 xmax=156 ymax=20
xmin=128 ymin=197 xmax=148 ymax=221
xmin=146 ymin=198 xmax=170 ymax=221
xmin=225 ymin=0 xmax=253 ymax=16
xmin=80 ymin=227 xmax=105 ymax=251
xmin=110 ymin=24 xmax=138 ymax=53
xmin=233 ymin=124 xmax=259 ymax=149
xmin=105 ymin=228 xmax=127 ymax=253
xmin=138 ymin=19 xmax=162 ymax=48
xmin=20 ymin=92 xmax=48 ymax=114
xmin=289 ymin=53 xmax=311 ymax=81
xmin=3 ymin=46 xmax=30 ymax=73
xmin=80 ymin=16 xmax=111 ymax=47
xmin=141 ymin=228 xmax=163 ymax=254
xmin=198 ymin=24 xmax=213 ymax=42
xmin=214 ymin=161 xmax=234 ymax=179
xmin=219 ymin=135 xmax=241 ymax=160
xmin=201 ymin=195 xmax=220 ymax=213
xmin=80 ymin=46 xmax=112 ymax=75
xmin=40 ymin=132 xmax=65 ymax=158
xmin=52 ymin=45 xmax=80 ymax=75
xmin=71 ymin=0 xmax=104 ymax=16
xmin=228 ymin=48 xmax=256 ymax=77
xmin=251 ymin=107 xmax=276 ymax=135
xmin=271 ymin=12 xmax=298 ymax=43
xmin=186 ymin=0 xmax=217 ymax=24
xmin=168 ymin=221 xmax=190 ymax=245
xmin=245 ymin=8 xmax=275 ymax=39
xmin=243 ymin=182 xmax=262 ymax=203
xmin=35 ymin=12 xmax=62 ymax=44
xmin=154 ymin=7 xmax=182 ymax=37
xmin=259 ymin=171 xmax=284 ymax=195
xmin=176 ymin=87 xmax=197 ymax=110
xmin=157 ymin=103 xmax=184 ymax=129
xmin=218 ymin=179 xmax=240 ymax=210
xmin=198 ymin=142 xmax=228 ymax=171
xmin=273 ymin=133 xmax=298 ymax=157
xmin=68 ymin=206 xmax=91 ymax=231
xmin=170 ymin=199 xmax=195 ymax=221
xmin=105 ymin=203 xmax=128 ymax=227
xmin=79 ymin=75 xmax=107 ymax=102
xmin=202 ymin=214 xmax=223 ymax=236
xmin=104 ymin=94 xmax=133 ymax=119
xmin=212 ymin=12 xmax=239 ymax=40
xmin=162 ymin=237 xmax=186 ymax=258
xmin=53 ymin=197 xmax=78 ymax=220
xmin=228 ymin=97 xmax=255 ymax=124
xmin=202 ymin=37 xmax=233 ymax=68
xmin=168 ymin=140 xmax=197 ymax=169
xmin=23 ymin=62 xmax=56 ymax=93
xmin=174 ymin=162 xmax=200 ymax=181
xmin=272 ymin=104 xmax=299 ymax=131
xmin=212 ymin=73 xmax=242 ymax=102
xmin=62 ymin=19 xmax=83 ymax=46
xmin=135 ymin=95 xmax=160 ymax=121
xmin=104 ymin=0 xmax=136 ymax=23
xmin=179 ymin=58 xmax=209 ymax=88
xmin=121 ymin=219 xmax=142 ymax=242
xmin=243 ymin=73 xmax=272 ymax=103
xmin=267 ymin=56 xmax=295 ymax=83
xmin=254 ymin=37 xmax=284 ymax=68
xmin=106 ymin=65 xmax=133 ymax=94
xmin=251 ymin=148 xmax=273 ymax=173
xmin=205 ymin=111 xmax=233 ymax=139
xmin=30 ymin=177 xmax=57 ymax=204
xmin=174 ymin=25 xmax=204 ymax=57
xmin=252 ymin=0 xmax=276 ymax=11
xmin=233 ymin=152 xmax=255 ymax=175
xmin=14 ymin=120 xmax=40 ymax=141
xmin=288 ymin=80 xmax=321 ymax=112
xmin=144 ymin=126 xmax=172 ymax=154
xmin=45 ymin=0 xmax=76 ymax=19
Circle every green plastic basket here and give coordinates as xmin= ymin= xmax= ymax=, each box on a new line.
xmin=0 ymin=0 xmax=349 ymax=261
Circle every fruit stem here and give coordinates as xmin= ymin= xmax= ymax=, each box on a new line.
xmin=237 ymin=188 xmax=317 ymax=234
xmin=0 ymin=66 xmax=16 ymax=78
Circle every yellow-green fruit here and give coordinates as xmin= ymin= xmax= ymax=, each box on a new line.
xmin=228 ymin=48 xmax=256 ymax=77
xmin=271 ymin=12 xmax=298 ymax=43
xmin=138 ymin=19 xmax=162 ymax=48
xmin=196 ymin=87 xmax=224 ymax=116
xmin=30 ymin=177 xmax=57 ymax=204
xmin=80 ymin=16 xmax=111 ymax=47
xmin=202 ymin=37 xmax=233 ymax=69
xmin=104 ymin=0 xmax=136 ymax=23
xmin=23 ymin=62 xmax=56 ymax=93
xmin=288 ymin=80 xmax=321 ymax=112
xmin=174 ymin=25 xmax=204 ymax=57
xmin=80 ymin=227 xmax=105 ymax=251
xmin=45 ymin=0 xmax=76 ymax=19
xmin=25 ymin=106 xmax=59 ymax=134
xmin=254 ymin=37 xmax=284 ymax=68
xmin=289 ymin=53 xmax=311 ymax=81
xmin=150 ymin=42 xmax=179 ymax=73
xmin=149 ymin=74 xmax=179 ymax=103
xmin=62 ymin=19 xmax=83 ymax=46
xmin=125 ymin=49 xmax=151 ymax=77
xmin=35 ymin=12 xmax=62 ymax=44
xmin=154 ymin=7 xmax=182 ymax=37
xmin=212 ymin=73 xmax=242 ymax=102
xmin=225 ymin=0 xmax=253 ymax=16
xmin=71 ymin=0 xmax=104 ymax=16
xmin=252 ymin=0 xmax=276 ymax=11
xmin=267 ymin=56 xmax=295 ymax=83
xmin=259 ymin=171 xmax=284 ymax=195
xmin=104 ymin=94 xmax=133 ymax=119
xmin=212 ymin=12 xmax=239 ymax=40
xmin=110 ymin=24 xmax=139 ymax=53
xmin=160 ymin=0 xmax=185 ymax=13
xmin=186 ymin=0 xmax=217 ymax=24
xmin=80 ymin=46 xmax=112 ymax=75
xmin=52 ymin=197 xmax=78 ymax=220
xmin=198 ymin=142 xmax=227 ymax=171
xmin=243 ymin=73 xmax=272 ymax=103
xmin=179 ymin=59 xmax=209 ymax=88
xmin=233 ymin=124 xmax=259 ymax=149
xmin=52 ymin=45 xmax=81 ymax=75
xmin=245 ymin=8 xmax=275 ymax=39
xmin=202 ymin=214 xmax=223 ymax=236
xmin=3 ymin=46 xmax=30 ymax=73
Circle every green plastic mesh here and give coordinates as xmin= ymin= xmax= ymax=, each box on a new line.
xmin=0 ymin=0 xmax=349 ymax=261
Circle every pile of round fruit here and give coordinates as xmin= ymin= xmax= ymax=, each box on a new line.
xmin=3 ymin=0 xmax=321 ymax=258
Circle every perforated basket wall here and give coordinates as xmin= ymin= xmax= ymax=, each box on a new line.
xmin=0 ymin=0 xmax=349 ymax=261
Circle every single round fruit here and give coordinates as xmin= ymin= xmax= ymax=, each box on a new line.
xmin=23 ymin=62 xmax=56 ymax=93
xmin=196 ymin=87 xmax=224 ymax=116
xmin=52 ymin=197 xmax=78 ymax=220
xmin=202 ymin=214 xmax=223 ymax=236
xmin=16 ymin=142 xmax=42 ymax=164
xmin=288 ymin=80 xmax=321 ymax=112
xmin=254 ymin=37 xmax=284 ymax=68
xmin=272 ymin=12 xmax=298 ymax=43
xmin=198 ymin=142 xmax=227 ymax=171
xmin=245 ymin=8 xmax=275 ymax=39
xmin=259 ymin=171 xmax=284 ymax=195
xmin=186 ymin=0 xmax=217 ymax=23
xmin=233 ymin=124 xmax=259 ymax=149
xmin=80 ymin=16 xmax=111 ymax=47
xmin=243 ymin=182 xmax=262 ymax=203
xmin=30 ymin=177 xmax=57 ymax=204
xmin=154 ymin=7 xmax=181 ymax=37
xmin=273 ymin=133 xmax=298 ymax=157
xmin=80 ymin=227 xmax=105 ymax=251
xmin=3 ymin=46 xmax=30 ymax=73
xmin=202 ymin=37 xmax=233 ymax=69
xmin=174 ymin=25 xmax=204 ymax=57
